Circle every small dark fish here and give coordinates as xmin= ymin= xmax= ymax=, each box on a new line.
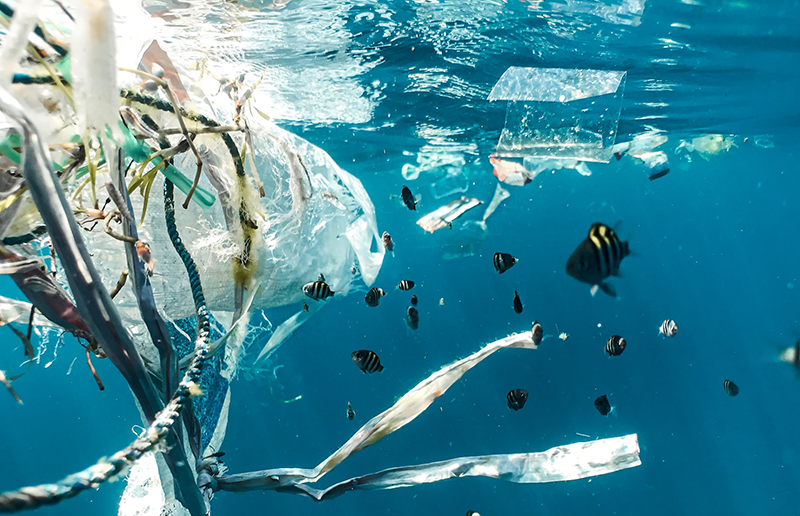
xmin=594 ymin=394 xmax=612 ymax=416
xmin=493 ymin=252 xmax=517 ymax=274
xmin=401 ymin=185 xmax=416 ymax=210
xmin=351 ymin=350 xmax=384 ymax=374
xmin=659 ymin=319 xmax=678 ymax=337
xmin=723 ymin=379 xmax=739 ymax=397
xmin=513 ymin=290 xmax=523 ymax=314
xmin=397 ymin=280 xmax=415 ymax=291
xmin=605 ymin=335 xmax=626 ymax=356
xmin=303 ymin=280 xmax=334 ymax=301
xmin=507 ymin=388 xmax=528 ymax=411
xmin=382 ymin=231 xmax=394 ymax=253
xmin=566 ymin=222 xmax=630 ymax=297
xmin=303 ymin=302 xmax=309 ymax=312
xmin=347 ymin=402 xmax=355 ymax=420
xmin=531 ymin=320 xmax=543 ymax=346
xmin=410 ymin=294 xmax=418 ymax=306
xmin=406 ymin=306 xmax=419 ymax=330
xmin=365 ymin=287 xmax=386 ymax=307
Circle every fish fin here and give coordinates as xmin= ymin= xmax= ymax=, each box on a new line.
xmin=597 ymin=282 xmax=617 ymax=298
xmin=377 ymin=364 xmax=384 ymax=372
xmin=329 ymin=291 xmax=335 ymax=297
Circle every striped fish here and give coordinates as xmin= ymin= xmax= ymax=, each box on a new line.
xmin=397 ymin=280 xmax=415 ymax=291
xmin=566 ymin=222 xmax=630 ymax=297
xmin=406 ymin=306 xmax=419 ymax=330
xmin=303 ymin=280 xmax=334 ymax=301
xmin=659 ymin=319 xmax=678 ymax=337
xmin=513 ymin=290 xmax=523 ymax=314
xmin=351 ymin=350 xmax=384 ymax=374
xmin=401 ymin=185 xmax=416 ymax=211
xmin=531 ymin=320 xmax=544 ymax=346
xmin=605 ymin=335 xmax=626 ymax=356
xmin=723 ymin=379 xmax=739 ymax=397
xmin=365 ymin=287 xmax=386 ymax=307
xmin=507 ymin=388 xmax=528 ymax=411
xmin=493 ymin=252 xmax=517 ymax=274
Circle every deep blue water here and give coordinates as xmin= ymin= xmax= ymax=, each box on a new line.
xmin=2 ymin=0 xmax=800 ymax=515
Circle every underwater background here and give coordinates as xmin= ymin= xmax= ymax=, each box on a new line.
xmin=2 ymin=0 xmax=800 ymax=515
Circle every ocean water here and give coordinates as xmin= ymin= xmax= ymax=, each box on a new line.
xmin=1 ymin=0 xmax=800 ymax=516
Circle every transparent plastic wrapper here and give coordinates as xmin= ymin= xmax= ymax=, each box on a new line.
xmin=489 ymin=67 xmax=626 ymax=162
xmin=416 ymin=197 xmax=483 ymax=233
xmin=528 ymin=0 xmax=647 ymax=27
xmin=401 ymin=151 xmax=465 ymax=181
xmin=216 ymin=331 xmax=641 ymax=497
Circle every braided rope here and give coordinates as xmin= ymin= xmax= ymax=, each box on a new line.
xmin=0 ymin=182 xmax=213 ymax=516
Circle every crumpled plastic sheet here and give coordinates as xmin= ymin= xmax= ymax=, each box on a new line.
xmin=488 ymin=67 xmax=626 ymax=103
xmin=0 ymin=294 xmax=59 ymax=328
xmin=277 ymin=434 xmax=641 ymax=502
xmin=416 ymin=197 xmax=483 ymax=233
xmin=216 ymin=330 xmax=641 ymax=497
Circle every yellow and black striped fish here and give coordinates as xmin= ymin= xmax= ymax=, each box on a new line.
xmin=351 ymin=350 xmax=384 ymax=374
xmin=507 ymin=388 xmax=528 ymax=411
xmin=303 ymin=280 xmax=334 ymax=301
xmin=365 ymin=287 xmax=386 ymax=307
xmin=397 ymin=280 xmax=415 ymax=291
xmin=723 ymin=379 xmax=739 ymax=396
xmin=605 ymin=335 xmax=627 ymax=356
xmin=659 ymin=319 xmax=678 ymax=337
xmin=566 ymin=222 xmax=630 ymax=297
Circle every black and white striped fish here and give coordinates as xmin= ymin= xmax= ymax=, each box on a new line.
xmin=723 ymin=379 xmax=739 ymax=397
xmin=401 ymin=185 xmax=416 ymax=211
xmin=406 ymin=306 xmax=419 ymax=330
xmin=365 ymin=287 xmax=386 ymax=307
xmin=303 ymin=279 xmax=334 ymax=301
xmin=397 ymin=280 xmax=415 ymax=291
xmin=605 ymin=335 xmax=626 ymax=356
xmin=493 ymin=252 xmax=517 ymax=274
xmin=659 ymin=319 xmax=678 ymax=337
xmin=507 ymin=388 xmax=528 ymax=411
xmin=513 ymin=290 xmax=523 ymax=314
xmin=566 ymin=222 xmax=630 ymax=298
xmin=351 ymin=350 xmax=384 ymax=374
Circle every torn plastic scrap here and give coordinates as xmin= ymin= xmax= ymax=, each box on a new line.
xmin=488 ymin=67 xmax=626 ymax=103
xmin=416 ymin=197 xmax=483 ymax=233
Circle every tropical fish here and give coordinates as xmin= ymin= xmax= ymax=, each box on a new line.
xmin=466 ymin=511 xmax=480 ymax=516
xmin=401 ymin=185 xmax=416 ymax=210
xmin=410 ymin=295 xmax=418 ymax=306
xmin=303 ymin=280 xmax=334 ymax=301
xmin=507 ymin=388 xmax=528 ymax=411
xmin=135 ymin=240 xmax=155 ymax=277
xmin=531 ymin=321 xmax=544 ymax=346
xmin=365 ymin=287 xmax=386 ymax=307
xmin=397 ymin=280 xmax=415 ymax=291
xmin=351 ymin=350 xmax=384 ymax=374
xmin=605 ymin=335 xmax=626 ymax=356
xmin=493 ymin=252 xmax=517 ymax=274
xmin=513 ymin=290 xmax=523 ymax=314
xmin=723 ymin=379 xmax=739 ymax=397
xmin=566 ymin=222 xmax=630 ymax=298
xmin=406 ymin=306 xmax=419 ymax=330
xmin=382 ymin=231 xmax=395 ymax=255
xmin=659 ymin=319 xmax=678 ymax=337
xmin=346 ymin=402 xmax=355 ymax=420
xmin=594 ymin=394 xmax=612 ymax=416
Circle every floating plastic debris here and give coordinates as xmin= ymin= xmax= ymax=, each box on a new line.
xmin=489 ymin=67 xmax=626 ymax=162
xmin=417 ymin=197 xmax=483 ymax=233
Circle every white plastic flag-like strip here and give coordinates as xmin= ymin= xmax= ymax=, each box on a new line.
xmin=215 ymin=331 xmax=642 ymax=496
